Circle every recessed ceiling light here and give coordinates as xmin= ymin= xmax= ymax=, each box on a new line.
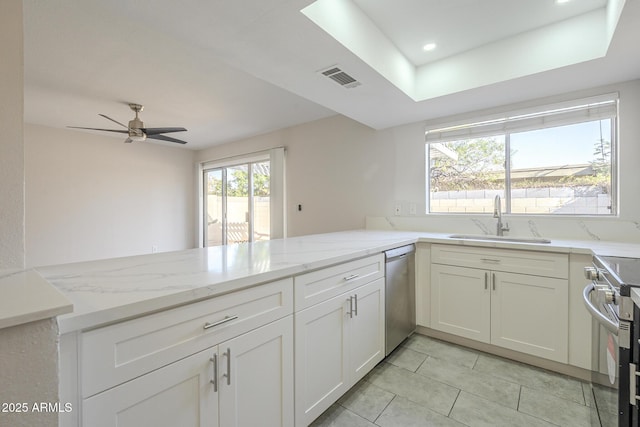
xmin=555 ymin=0 xmax=571 ymax=4
xmin=423 ymin=42 xmax=437 ymax=52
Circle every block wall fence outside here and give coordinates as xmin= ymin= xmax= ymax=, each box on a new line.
xmin=431 ymin=186 xmax=611 ymax=215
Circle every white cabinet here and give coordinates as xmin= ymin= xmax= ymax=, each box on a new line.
xmin=72 ymin=279 xmax=294 ymax=427
xmin=84 ymin=316 xmax=293 ymax=427
xmin=294 ymin=277 xmax=385 ymax=426
xmin=430 ymin=244 xmax=569 ymax=363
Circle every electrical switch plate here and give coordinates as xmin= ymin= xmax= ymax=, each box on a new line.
xmin=394 ymin=204 xmax=402 ymax=216
xmin=152 ymin=245 xmax=158 ymax=253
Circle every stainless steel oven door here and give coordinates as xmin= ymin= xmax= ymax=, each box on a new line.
xmin=583 ymin=283 xmax=620 ymax=427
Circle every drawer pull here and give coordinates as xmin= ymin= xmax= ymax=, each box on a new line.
xmin=343 ymin=274 xmax=360 ymax=281
xmin=481 ymin=258 xmax=501 ymax=264
xmin=203 ymin=315 xmax=238 ymax=330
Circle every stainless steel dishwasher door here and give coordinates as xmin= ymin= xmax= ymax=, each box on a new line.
xmin=385 ymin=245 xmax=416 ymax=356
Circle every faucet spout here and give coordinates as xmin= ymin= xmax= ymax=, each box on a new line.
xmin=493 ymin=195 xmax=509 ymax=236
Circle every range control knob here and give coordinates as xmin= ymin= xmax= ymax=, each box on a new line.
xmin=584 ymin=266 xmax=600 ymax=281
xmin=602 ymin=288 xmax=616 ymax=305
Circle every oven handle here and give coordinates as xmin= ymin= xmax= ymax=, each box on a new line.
xmin=583 ymin=284 xmax=619 ymax=334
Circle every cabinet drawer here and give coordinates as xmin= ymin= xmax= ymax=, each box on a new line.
xmin=294 ymin=254 xmax=384 ymax=311
xmin=81 ymin=278 xmax=293 ymax=398
xmin=431 ymin=244 xmax=568 ymax=279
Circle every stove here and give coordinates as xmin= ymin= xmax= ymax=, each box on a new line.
xmin=585 ymin=255 xmax=640 ymax=427
xmin=599 ymin=256 xmax=640 ymax=288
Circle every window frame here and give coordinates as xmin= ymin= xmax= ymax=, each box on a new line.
xmin=425 ymin=94 xmax=618 ymax=216
xmin=198 ymin=147 xmax=286 ymax=247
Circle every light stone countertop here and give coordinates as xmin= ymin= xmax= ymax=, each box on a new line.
xmin=0 ymin=268 xmax=72 ymax=330
xmin=15 ymin=229 xmax=640 ymax=334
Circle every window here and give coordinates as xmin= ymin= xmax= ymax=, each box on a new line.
xmin=426 ymin=95 xmax=617 ymax=215
xmin=201 ymin=148 xmax=285 ymax=246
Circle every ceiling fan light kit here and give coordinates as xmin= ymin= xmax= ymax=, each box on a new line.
xmin=68 ymin=103 xmax=188 ymax=145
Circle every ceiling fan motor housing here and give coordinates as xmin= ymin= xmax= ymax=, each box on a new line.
xmin=128 ymin=117 xmax=146 ymax=140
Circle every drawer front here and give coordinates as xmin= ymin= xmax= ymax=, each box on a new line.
xmin=431 ymin=244 xmax=568 ymax=279
xmin=81 ymin=278 xmax=293 ymax=398
xmin=294 ymin=254 xmax=384 ymax=311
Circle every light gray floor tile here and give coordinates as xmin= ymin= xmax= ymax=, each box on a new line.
xmin=450 ymin=391 xmax=556 ymax=427
xmin=310 ymin=403 xmax=376 ymax=427
xmin=592 ymin=383 xmax=618 ymax=415
xmin=366 ymin=362 xmax=460 ymax=416
xmin=338 ymin=379 xmax=394 ymax=422
xmin=385 ymin=345 xmax=427 ymax=372
xmin=376 ymin=396 xmax=469 ymax=427
xmin=417 ymin=355 xmax=521 ymax=409
xmin=518 ymin=386 xmax=590 ymax=427
xmin=473 ymin=354 xmax=585 ymax=404
xmin=403 ymin=335 xmax=479 ymax=369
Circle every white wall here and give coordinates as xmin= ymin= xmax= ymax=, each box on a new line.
xmin=25 ymin=125 xmax=196 ymax=267
xmin=0 ymin=3 xmax=59 ymax=427
xmin=197 ymin=115 xmax=396 ymax=237
xmin=0 ymin=0 xmax=25 ymax=269
xmin=197 ymin=79 xmax=640 ymax=239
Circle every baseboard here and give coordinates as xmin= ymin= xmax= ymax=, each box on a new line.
xmin=415 ymin=325 xmax=592 ymax=382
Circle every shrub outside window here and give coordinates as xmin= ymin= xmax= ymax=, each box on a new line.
xmin=426 ymin=96 xmax=617 ymax=216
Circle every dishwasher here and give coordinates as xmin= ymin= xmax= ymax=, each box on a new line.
xmin=384 ymin=244 xmax=416 ymax=356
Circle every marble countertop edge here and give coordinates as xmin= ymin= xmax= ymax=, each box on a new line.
xmin=0 ymin=269 xmax=73 ymax=331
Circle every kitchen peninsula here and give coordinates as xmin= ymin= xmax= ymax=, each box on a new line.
xmin=6 ymin=229 xmax=640 ymax=427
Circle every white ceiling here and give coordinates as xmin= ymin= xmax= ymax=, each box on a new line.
xmin=22 ymin=0 xmax=640 ymax=150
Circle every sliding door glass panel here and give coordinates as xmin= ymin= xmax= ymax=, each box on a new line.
xmin=204 ymin=169 xmax=223 ymax=246
xmin=510 ymin=120 xmax=612 ymax=215
xmin=252 ymin=161 xmax=270 ymax=242
xmin=225 ymin=164 xmax=249 ymax=244
xmin=429 ymin=136 xmax=506 ymax=213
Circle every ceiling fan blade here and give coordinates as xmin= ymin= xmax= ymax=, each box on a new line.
xmin=98 ymin=114 xmax=128 ymax=129
xmin=142 ymin=127 xmax=187 ymax=136
xmin=67 ymin=126 xmax=129 ymax=134
xmin=147 ymin=134 xmax=188 ymax=144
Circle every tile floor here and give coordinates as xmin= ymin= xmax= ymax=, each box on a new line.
xmin=311 ymin=334 xmax=596 ymax=427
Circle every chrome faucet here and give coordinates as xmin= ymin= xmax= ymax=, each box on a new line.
xmin=493 ymin=195 xmax=509 ymax=236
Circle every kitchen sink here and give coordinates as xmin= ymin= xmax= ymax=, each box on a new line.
xmin=448 ymin=234 xmax=551 ymax=244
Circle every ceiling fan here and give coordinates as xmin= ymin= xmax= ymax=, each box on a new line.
xmin=68 ymin=103 xmax=188 ymax=144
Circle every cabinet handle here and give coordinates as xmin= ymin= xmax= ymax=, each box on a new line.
xmin=484 ymin=272 xmax=488 ymax=290
xmin=344 ymin=274 xmax=359 ymax=281
xmin=203 ymin=315 xmax=238 ymax=330
xmin=492 ymin=273 xmax=496 ymax=291
xmin=223 ymin=348 xmax=231 ymax=385
xmin=209 ymin=354 xmax=218 ymax=392
xmin=353 ymin=294 xmax=358 ymax=317
xmin=481 ymin=258 xmax=501 ymax=264
xmin=347 ymin=296 xmax=353 ymax=318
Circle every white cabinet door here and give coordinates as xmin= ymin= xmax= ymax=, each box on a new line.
xmin=219 ymin=316 xmax=294 ymax=427
xmin=294 ymin=293 xmax=349 ymax=426
xmin=349 ymin=277 xmax=385 ymax=384
xmin=430 ymin=264 xmax=491 ymax=343
xmin=83 ymin=347 xmax=218 ymax=427
xmin=491 ymin=272 xmax=568 ymax=363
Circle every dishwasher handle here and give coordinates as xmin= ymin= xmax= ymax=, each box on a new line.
xmin=384 ymin=244 xmax=415 ymax=261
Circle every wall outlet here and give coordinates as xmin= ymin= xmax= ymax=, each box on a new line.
xmin=394 ymin=204 xmax=402 ymax=216
xmin=152 ymin=245 xmax=158 ymax=253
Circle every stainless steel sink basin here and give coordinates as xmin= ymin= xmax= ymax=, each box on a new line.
xmin=448 ymin=234 xmax=551 ymax=244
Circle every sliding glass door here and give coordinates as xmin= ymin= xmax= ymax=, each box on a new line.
xmin=203 ymin=161 xmax=271 ymax=246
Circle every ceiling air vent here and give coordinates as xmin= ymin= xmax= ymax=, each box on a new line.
xmin=320 ymin=66 xmax=361 ymax=89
